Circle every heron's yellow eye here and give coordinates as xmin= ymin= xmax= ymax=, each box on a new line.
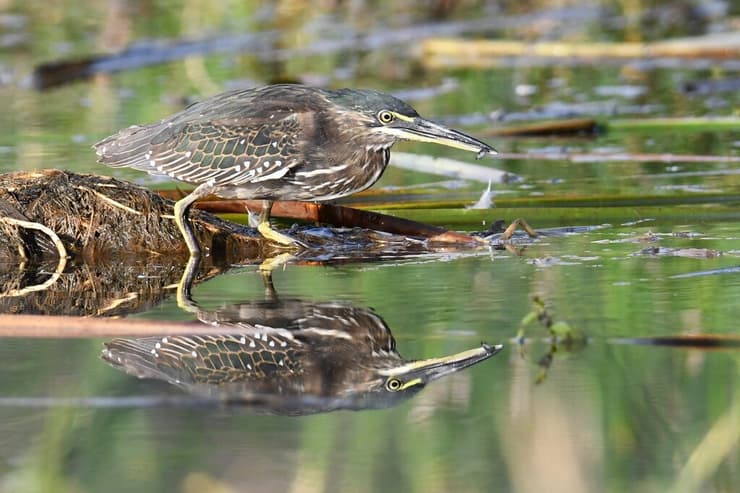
xmin=386 ymin=378 xmax=402 ymax=391
xmin=378 ymin=110 xmax=395 ymax=124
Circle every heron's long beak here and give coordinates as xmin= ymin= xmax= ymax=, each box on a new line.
xmin=379 ymin=343 xmax=503 ymax=385
xmin=380 ymin=117 xmax=497 ymax=157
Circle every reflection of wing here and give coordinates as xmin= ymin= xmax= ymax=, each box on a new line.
xmin=298 ymin=302 xmax=397 ymax=355
xmin=103 ymin=331 xmax=304 ymax=386
xmin=101 ymin=298 xmax=502 ymax=414
xmin=199 ymin=300 xmax=398 ymax=355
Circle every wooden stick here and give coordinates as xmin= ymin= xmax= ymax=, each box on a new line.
xmin=488 ymin=119 xmax=600 ymax=137
xmin=421 ymin=34 xmax=740 ymax=69
xmin=610 ymin=334 xmax=740 ymax=349
xmin=0 ymin=314 xmax=255 ymax=338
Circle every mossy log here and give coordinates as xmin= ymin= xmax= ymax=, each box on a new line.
xmin=0 ymin=169 xmax=262 ymax=264
xmin=0 ymin=170 xmax=261 ymax=315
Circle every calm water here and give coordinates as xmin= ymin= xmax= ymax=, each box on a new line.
xmin=0 ymin=1 xmax=739 ymax=492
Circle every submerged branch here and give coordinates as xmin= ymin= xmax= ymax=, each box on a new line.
xmin=0 ymin=313 xmax=252 ymax=338
xmin=486 ymin=117 xmax=739 ymax=138
xmin=611 ymin=334 xmax=740 ymax=349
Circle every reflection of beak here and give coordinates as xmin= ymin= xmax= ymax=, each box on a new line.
xmin=380 ymin=343 xmax=504 ymax=384
xmin=379 ymin=117 xmax=497 ymax=156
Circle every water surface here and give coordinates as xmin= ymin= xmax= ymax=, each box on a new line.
xmin=0 ymin=1 xmax=738 ymax=492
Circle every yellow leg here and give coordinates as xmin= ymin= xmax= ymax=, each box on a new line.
xmin=256 ymin=200 xmax=306 ymax=247
xmin=176 ymin=254 xmax=201 ymax=314
xmin=173 ymin=183 xmax=216 ymax=256
xmin=500 ymin=218 xmax=538 ymax=241
xmin=258 ymin=252 xmax=294 ymax=300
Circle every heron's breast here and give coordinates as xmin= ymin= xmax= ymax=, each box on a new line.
xmin=215 ymin=147 xmax=390 ymax=201
xmin=292 ymin=147 xmax=390 ymax=200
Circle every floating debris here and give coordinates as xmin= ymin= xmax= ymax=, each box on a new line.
xmin=669 ymin=266 xmax=740 ymax=279
xmin=681 ymin=76 xmax=740 ymax=95
xmin=391 ymin=78 xmax=459 ymax=102
xmin=488 ymin=118 xmax=601 ymax=137
xmin=391 ymin=152 xmax=517 ymax=184
xmin=514 ymin=84 xmax=538 ymax=97
xmin=594 ymin=85 xmax=647 ymax=98
xmin=611 ymin=334 xmax=740 ymax=350
xmin=637 ymin=246 xmax=722 ymax=258
xmin=467 ymin=180 xmax=495 ymax=209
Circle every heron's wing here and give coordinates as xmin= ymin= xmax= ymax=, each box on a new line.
xmin=93 ymin=85 xmax=334 ymax=184
xmin=172 ymin=85 xmax=324 ymax=122
xmin=94 ymin=112 xmax=306 ymax=186
xmin=103 ymin=333 xmax=303 ymax=385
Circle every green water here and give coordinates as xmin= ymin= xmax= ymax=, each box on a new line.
xmin=0 ymin=1 xmax=739 ymax=492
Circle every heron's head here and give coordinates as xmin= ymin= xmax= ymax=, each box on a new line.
xmin=325 ymin=88 xmax=497 ymax=156
xmin=337 ymin=342 xmax=504 ymax=412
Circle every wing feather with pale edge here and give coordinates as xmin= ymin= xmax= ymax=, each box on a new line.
xmin=93 ymin=86 xmax=329 ymax=185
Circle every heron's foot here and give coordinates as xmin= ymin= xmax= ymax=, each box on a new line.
xmin=258 ymin=253 xmax=293 ymax=300
xmin=500 ymin=218 xmax=538 ymax=241
xmin=258 ymin=252 xmax=295 ymax=274
xmin=257 ymin=221 xmax=308 ymax=248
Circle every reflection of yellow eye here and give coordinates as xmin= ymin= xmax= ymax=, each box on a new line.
xmin=378 ymin=110 xmax=395 ymax=124
xmin=386 ymin=378 xmax=402 ymax=391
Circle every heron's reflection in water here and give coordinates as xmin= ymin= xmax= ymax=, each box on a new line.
xmin=102 ymin=258 xmax=502 ymax=414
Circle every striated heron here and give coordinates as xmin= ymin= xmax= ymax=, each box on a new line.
xmin=94 ymin=84 xmax=496 ymax=254
xmin=102 ymin=298 xmax=503 ymax=413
